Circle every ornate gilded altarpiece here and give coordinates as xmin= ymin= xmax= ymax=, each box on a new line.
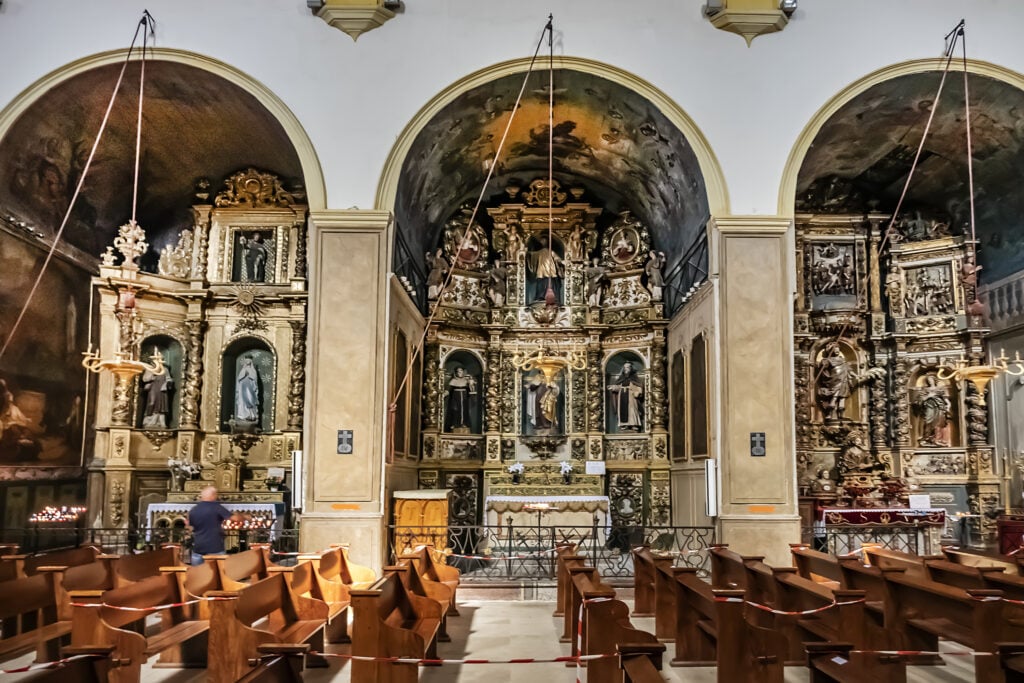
xmin=418 ymin=179 xmax=671 ymax=528
xmin=89 ymin=169 xmax=308 ymax=527
xmin=794 ymin=212 xmax=997 ymax=539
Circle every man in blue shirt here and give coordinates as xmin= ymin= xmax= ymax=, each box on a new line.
xmin=187 ymin=486 xmax=244 ymax=565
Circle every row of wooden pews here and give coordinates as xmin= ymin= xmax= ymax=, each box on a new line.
xmin=554 ymin=545 xmax=667 ymax=683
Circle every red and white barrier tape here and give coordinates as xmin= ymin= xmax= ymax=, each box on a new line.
xmin=72 ymin=595 xmax=236 ymax=612
xmin=577 ymin=596 xmax=615 ymax=683
xmin=849 ymin=649 xmax=987 ymax=657
xmin=446 ymin=548 xmax=559 ymax=561
xmin=0 ymin=654 xmax=97 ymax=674
xmin=713 ymin=595 xmax=865 ymax=616
xmin=305 ymin=651 xmax=615 ymax=665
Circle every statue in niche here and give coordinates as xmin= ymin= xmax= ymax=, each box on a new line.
xmin=644 ymin=251 xmax=666 ymax=301
xmin=566 ymin=225 xmax=585 ymax=262
xmin=810 ymin=468 xmax=835 ymax=494
xmin=911 ymin=375 xmax=952 ymax=447
xmin=240 ymin=233 xmax=269 ymax=282
xmin=585 ymin=257 xmax=608 ymax=307
xmin=814 ymin=343 xmax=884 ymax=422
xmin=504 ymin=229 xmax=524 ymax=262
xmin=837 ymin=429 xmax=879 ymax=475
xmin=528 ymin=235 xmax=563 ymax=303
xmin=885 ymin=264 xmax=903 ymax=315
xmin=444 ymin=365 xmax=478 ymax=434
xmin=608 ymin=361 xmax=644 ymax=432
xmin=487 ymin=259 xmax=508 ymax=307
xmin=233 ymin=355 xmax=261 ymax=429
xmin=140 ymin=349 xmax=173 ymax=428
xmin=425 ymin=248 xmax=448 ymax=300
xmin=524 ymin=370 xmax=561 ymax=435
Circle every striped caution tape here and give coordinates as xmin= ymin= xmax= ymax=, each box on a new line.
xmin=0 ymin=654 xmax=99 ymax=673
xmin=71 ymin=595 xmax=237 ymax=612
xmin=445 ymin=547 xmax=559 ymax=561
xmin=849 ymin=649 xmax=989 ymax=657
xmin=305 ymin=651 xmax=617 ymax=665
xmin=578 ymin=596 xmax=615 ymax=683
xmin=714 ymin=596 xmax=865 ymax=616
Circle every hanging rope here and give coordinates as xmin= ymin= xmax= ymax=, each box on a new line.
xmin=959 ymin=22 xmax=980 ymax=312
xmin=0 ymin=12 xmax=156 ymax=363
xmin=812 ymin=20 xmax=966 ymax=383
xmin=387 ymin=16 xmax=554 ymax=458
xmin=544 ymin=14 xmax=557 ymax=307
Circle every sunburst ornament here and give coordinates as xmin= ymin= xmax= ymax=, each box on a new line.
xmin=232 ymin=285 xmax=267 ymax=331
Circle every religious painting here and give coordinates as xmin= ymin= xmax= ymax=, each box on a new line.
xmin=136 ymin=335 xmax=182 ymax=430
xmin=902 ymin=264 xmax=955 ymax=317
xmin=670 ymin=350 xmax=686 ymax=461
xmin=220 ymin=337 xmax=275 ymax=433
xmin=809 ymin=242 xmax=856 ymax=309
xmin=689 ymin=333 xmax=709 ymax=458
xmin=443 ymin=351 xmax=483 ymax=434
xmin=525 ymin=235 xmax=564 ymax=305
xmin=0 ymin=233 xmax=90 ymax=466
xmin=608 ymin=225 xmax=640 ymax=266
xmin=521 ymin=368 xmax=565 ymax=436
xmin=605 ymin=352 xmax=646 ymax=434
xmin=230 ymin=228 xmax=277 ymax=284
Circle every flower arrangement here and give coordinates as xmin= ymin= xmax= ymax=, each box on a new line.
xmin=167 ymin=458 xmax=200 ymax=477
xmin=559 ymin=461 xmax=573 ymax=475
xmin=507 ymin=463 xmax=525 ymax=475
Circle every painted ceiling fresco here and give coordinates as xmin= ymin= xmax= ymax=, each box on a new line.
xmin=797 ymin=71 xmax=1024 ymax=281
xmin=395 ymin=68 xmax=710 ymax=265
xmin=0 ymin=61 xmax=304 ymax=263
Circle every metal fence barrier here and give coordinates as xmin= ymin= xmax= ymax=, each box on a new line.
xmin=389 ymin=523 xmax=715 ymax=581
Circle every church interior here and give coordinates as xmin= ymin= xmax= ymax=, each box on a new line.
xmin=4 ymin=1 xmax=1024 ymax=680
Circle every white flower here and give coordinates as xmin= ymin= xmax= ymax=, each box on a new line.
xmin=560 ymin=461 xmax=573 ymax=475
xmin=508 ymin=463 xmax=525 ymax=474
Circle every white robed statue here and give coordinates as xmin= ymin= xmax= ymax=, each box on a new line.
xmin=234 ymin=356 xmax=261 ymax=423
xmin=608 ymin=361 xmax=644 ymax=432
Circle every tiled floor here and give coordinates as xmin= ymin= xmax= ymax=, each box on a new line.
xmin=0 ymin=599 xmax=979 ymax=681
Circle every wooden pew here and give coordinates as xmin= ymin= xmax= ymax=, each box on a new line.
xmin=709 ymin=544 xmax=759 ymax=589
xmin=401 ymin=545 xmax=460 ymax=616
xmin=555 ymin=550 xmax=587 ymax=625
xmin=632 ymin=545 xmax=673 ymax=618
xmin=998 ymin=643 xmax=1024 ymax=683
xmin=292 ymin=555 xmax=351 ymax=643
xmin=67 ymin=571 xmax=208 ymax=683
xmin=350 ymin=571 xmax=442 ymax=683
xmin=880 ymin=567 xmax=1024 ymax=681
xmin=924 ymin=557 xmax=1014 ymax=591
xmin=942 ymin=546 xmax=1020 ymax=574
xmin=566 ymin=565 xmax=616 ymax=663
xmin=653 ymin=557 xmax=679 ymax=642
xmin=582 ymin=597 xmax=661 ymax=683
xmin=552 ymin=544 xmax=578 ymax=617
xmin=861 ymin=546 xmax=942 ymax=577
xmin=806 ymin=642 xmax=908 ymax=683
xmin=22 ymin=645 xmax=120 ymax=683
xmin=0 ymin=571 xmax=70 ymax=662
xmin=389 ymin=562 xmax=452 ymax=642
xmin=791 ymin=544 xmax=843 ymax=586
xmin=238 ymin=644 xmax=309 ymax=683
xmin=319 ymin=544 xmax=376 ymax=588
xmin=1 ymin=546 xmax=101 ymax=582
xmin=618 ymin=643 xmax=667 ymax=683
xmin=671 ymin=569 xmax=787 ymax=681
xmin=206 ymin=570 xmax=328 ymax=683
xmin=202 ymin=548 xmax=272 ymax=591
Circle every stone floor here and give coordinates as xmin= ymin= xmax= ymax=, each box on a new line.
xmin=0 ymin=598 xmax=978 ymax=681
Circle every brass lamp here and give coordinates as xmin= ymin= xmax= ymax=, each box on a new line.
xmin=937 ymin=350 xmax=1024 ymax=406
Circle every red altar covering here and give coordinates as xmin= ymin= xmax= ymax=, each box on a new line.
xmin=821 ymin=508 xmax=946 ymax=526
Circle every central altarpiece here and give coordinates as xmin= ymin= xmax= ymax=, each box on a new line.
xmin=416 ymin=179 xmax=670 ymax=529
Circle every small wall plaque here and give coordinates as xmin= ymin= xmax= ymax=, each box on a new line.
xmin=750 ymin=432 xmax=766 ymax=457
xmin=337 ymin=430 xmax=354 ymax=454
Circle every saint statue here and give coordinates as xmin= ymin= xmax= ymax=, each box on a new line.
xmin=528 ymin=236 xmax=562 ymax=303
xmin=487 ymin=259 xmax=508 ymax=308
xmin=234 ymin=356 xmax=261 ymax=426
xmin=525 ymin=372 xmax=560 ymax=434
xmin=836 ymin=429 xmax=878 ymax=474
xmin=585 ymin=257 xmax=608 ymax=307
xmin=566 ymin=226 xmax=585 ymax=262
xmin=911 ymin=375 xmax=952 ymax=447
xmin=814 ymin=343 xmax=884 ymax=421
xmin=608 ymin=361 xmax=644 ymax=432
xmin=444 ymin=366 xmax=478 ymax=433
xmin=240 ymin=233 xmax=268 ymax=282
xmin=141 ymin=350 xmax=173 ymax=428
xmin=644 ymin=251 xmax=666 ymax=301
xmin=425 ymin=248 xmax=448 ymax=300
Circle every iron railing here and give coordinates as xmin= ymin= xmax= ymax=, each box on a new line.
xmin=800 ymin=525 xmax=929 ymax=556
xmin=389 ymin=523 xmax=715 ymax=581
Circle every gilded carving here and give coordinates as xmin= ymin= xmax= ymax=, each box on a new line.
xmin=608 ymin=472 xmax=644 ymax=527
xmin=158 ymin=229 xmax=194 ymax=279
xmin=604 ymin=439 xmax=650 ymax=461
xmin=179 ymin=320 xmax=204 ymax=429
xmin=485 ymin=345 xmax=501 ymax=430
xmin=214 ymin=168 xmax=296 ymax=208
xmin=294 ymin=221 xmax=308 ymax=280
xmin=271 ymin=437 xmax=285 ymax=461
xmin=650 ymin=337 xmax=667 ymax=430
xmin=423 ymin=345 xmax=440 ymax=430
xmin=108 ymin=479 xmax=125 ymax=526
xmin=586 ymin=347 xmax=602 ymax=432
xmin=571 ymin=438 xmax=586 ymax=461
xmin=287 ymin=320 xmax=306 ymax=429
xmin=571 ymin=368 xmax=586 ymax=433
xmin=589 ymin=436 xmax=602 ymax=460
xmin=111 ymin=375 xmax=132 ymax=426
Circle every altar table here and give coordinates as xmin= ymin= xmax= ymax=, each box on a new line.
xmin=818 ymin=507 xmax=944 ymax=555
xmin=484 ymin=495 xmax=610 ymax=532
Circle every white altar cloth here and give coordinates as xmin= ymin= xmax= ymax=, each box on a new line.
xmin=484 ymin=495 xmax=610 ymax=531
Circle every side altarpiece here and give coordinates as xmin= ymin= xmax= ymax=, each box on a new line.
xmin=88 ymin=169 xmax=308 ymax=528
